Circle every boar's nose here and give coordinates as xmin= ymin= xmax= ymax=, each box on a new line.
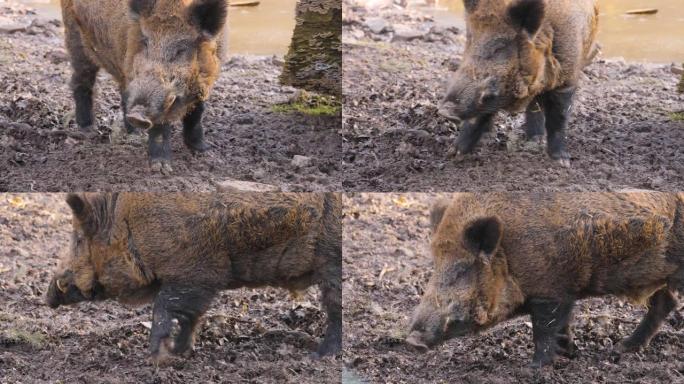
xmin=406 ymin=331 xmax=430 ymax=352
xmin=438 ymin=100 xmax=462 ymax=122
xmin=126 ymin=105 xmax=153 ymax=130
xmin=46 ymin=279 xmax=63 ymax=308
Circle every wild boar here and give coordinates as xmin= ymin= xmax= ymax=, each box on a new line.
xmin=46 ymin=192 xmax=342 ymax=362
xmin=438 ymin=0 xmax=599 ymax=166
xmin=60 ymin=0 xmax=228 ymax=173
xmin=406 ymin=192 xmax=684 ymax=367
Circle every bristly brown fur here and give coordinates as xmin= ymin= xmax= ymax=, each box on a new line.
xmin=48 ymin=193 xmax=342 ymax=360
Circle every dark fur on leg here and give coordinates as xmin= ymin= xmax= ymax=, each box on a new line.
xmin=149 ymin=284 xmax=215 ymax=363
xmin=455 ymin=114 xmax=494 ymax=155
xmin=527 ymin=297 xmax=575 ymax=368
xmin=148 ymin=124 xmax=173 ymax=174
xmin=542 ymin=87 xmax=576 ymax=166
xmin=182 ymin=101 xmax=208 ymax=152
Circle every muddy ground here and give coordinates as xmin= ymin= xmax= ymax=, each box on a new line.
xmin=341 ymin=2 xmax=684 ymax=192
xmin=343 ymin=193 xmax=684 ymax=384
xmin=0 ymin=2 xmax=341 ymax=192
xmin=0 ymin=194 xmax=341 ymax=383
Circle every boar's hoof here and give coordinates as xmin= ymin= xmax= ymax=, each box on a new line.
xmin=549 ymin=149 xmax=571 ymax=168
xmin=148 ymin=338 xmax=175 ymax=367
xmin=185 ymin=139 xmax=210 ymax=154
xmin=78 ymin=125 xmax=100 ymax=140
xmin=150 ymin=160 xmax=173 ymax=175
xmin=555 ymin=158 xmax=571 ymax=168
xmin=615 ymin=338 xmax=644 ymax=354
xmin=529 ymin=352 xmax=555 ymax=369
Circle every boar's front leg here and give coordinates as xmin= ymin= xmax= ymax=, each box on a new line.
xmin=527 ymin=297 xmax=575 ymax=368
xmin=455 ymin=114 xmax=494 ymax=155
xmin=542 ymin=86 xmax=576 ymax=167
xmin=618 ymin=288 xmax=676 ymax=353
xmin=149 ymin=284 xmax=215 ymax=363
xmin=148 ymin=124 xmax=173 ymax=174
xmin=182 ymin=101 xmax=209 ymax=153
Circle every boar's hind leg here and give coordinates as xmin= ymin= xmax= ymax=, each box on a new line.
xmin=182 ymin=101 xmax=209 ymax=152
xmin=64 ymin=25 xmax=99 ymax=133
xmin=542 ymin=86 xmax=576 ymax=167
xmin=528 ymin=297 xmax=575 ymax=368
xmin=523 ymin=98 xmax=545 ymax=141
xmin=149 ymin=284 xmax=215 ymax=362
xmin=619 ymin=288 xmax=676 ymax=353
xmin=455 ymin=114 xmax=494 ymax=155
xmin=148 ymin=124 xmax=173 ymax=174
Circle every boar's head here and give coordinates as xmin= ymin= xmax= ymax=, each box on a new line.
xmin=124 ymin=0 xmax=227 ymax=129
xmin=406 ymin=207 xmax=523 ymax=351
xmin=47 ymin=193 xmax=156 ymax=309
xmin=439 ymin=0 xmax=549 ymax=120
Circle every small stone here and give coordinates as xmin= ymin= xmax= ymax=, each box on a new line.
xmin=0 ymin=16 xmax=29 ymax=34
xmin=234 ymin=114 xmax=254 ymax=125
xmin=291 ymin=155 xmax=312 ymax=168
xmin=216 ymin=179 xmax=281 ymax=192
xmin=364 ymin=17 xmax=390 ymax=34
xmin=391 ymin=24 xmax=427 ymax=42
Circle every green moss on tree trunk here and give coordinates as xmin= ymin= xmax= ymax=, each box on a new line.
xmin=280 ymin=0 xmax=341 ymax=97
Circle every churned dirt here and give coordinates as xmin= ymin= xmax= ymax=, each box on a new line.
xmin=0 ymin=2 xmax=341 ymax=192
xmin=0 ymin=194 xmax=341 ymax=383
xmin=341 ymin=2 xmax=684 ymax=192
xmin=343 ymin=193 xmax=684 ymax=384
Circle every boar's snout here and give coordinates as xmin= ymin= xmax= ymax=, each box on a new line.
xmin=126 ymin=106 xmax=153 ymax=130
xmin=46 ymin=278 xmax=63 ymax=308
xmin=405 ymin=331 xmax=430 ymax=352
xmin=126 ymin=78 xmax=180 ymax=128
xmin=45 ymin=271 xmax=103 ymax=308
xmin=46 ymin=275 xmax=86 ymax=308
xmin=440 ymin=74 xmax=504 ymax=120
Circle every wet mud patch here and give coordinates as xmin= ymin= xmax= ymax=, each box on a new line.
xmin=0 ymin=194 xmax=341 ymax=383
xmin=343 ymin=193 xmax=684 ymax=383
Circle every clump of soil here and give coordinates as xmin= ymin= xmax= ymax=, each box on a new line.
xmin=341 ymin=2 xmax=684 ymax=192
xmin=0 ymin=2 xmax=341 ymax=192
xmin=343 ymin=193 xmax=684 ymax=384
xmin=0 ymin=194 xmax=341 ymax=383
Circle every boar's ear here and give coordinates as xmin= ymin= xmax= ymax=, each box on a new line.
xmin=463 ymin=217 xmax=502 ymax=263
xmin=508 ymin=0 xmax=545 ymax=36
xmin=463 ymin=0 xmax=478 ymax=13
xmin=188 ymin=0 xmax=228 ymax=39
xmin=66 ymin=194 xmax=96 ymax=235
xmin=430 ymin=199 xmax=450 ymax=232
xmin=129 ymin=0 xmax=156 ymax=19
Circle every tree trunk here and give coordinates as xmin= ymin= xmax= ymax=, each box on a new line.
xmin=280 ymin=0 xmax=342 ymax=97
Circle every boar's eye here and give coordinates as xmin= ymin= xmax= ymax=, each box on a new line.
xmin=140 ymin=36 xmax=149 ymax=49
xmin=169 ymin=42 xmax=195 ymax=62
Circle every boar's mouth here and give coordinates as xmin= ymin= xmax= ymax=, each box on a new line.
xmin=406 ymin=320 xmax=476 ymax=352
xmin=46 ymin=277 xmax=106 ymax=309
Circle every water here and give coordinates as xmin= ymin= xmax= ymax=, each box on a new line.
xmin=16 ymin=0 xmax=297 ymax=55
xmin=412 ymin=0 xmax=684 ymax=63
